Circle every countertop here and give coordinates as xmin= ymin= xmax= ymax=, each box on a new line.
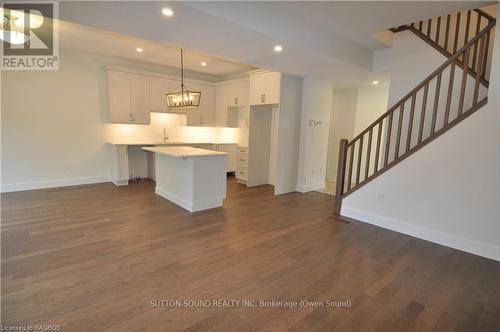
xmin=142 ymin=146 xmax=227 ymax=158
xmin=108 ymin=140 xmax=237 ymax=146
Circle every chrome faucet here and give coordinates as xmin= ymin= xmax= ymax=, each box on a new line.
xmin=163 ymin=128 xmax=169 ymax=142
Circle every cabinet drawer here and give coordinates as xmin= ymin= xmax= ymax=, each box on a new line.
xmin=236 ymin=166 xmax=248 ymax=181
xmin=237 ymin=155 xmax=248 ymax=166
xmin=237 ymin=146 xmax=248 ymax=154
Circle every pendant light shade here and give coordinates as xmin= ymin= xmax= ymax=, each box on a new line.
xmin=166 ymin=49 xmax=201 ymax=109
xmin=165 ymin=87 xmax=201 ymax=108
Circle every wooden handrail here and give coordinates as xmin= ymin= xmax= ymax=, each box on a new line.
xmin=475 ymin=8 xmax=496 ymax=22
xmin=340 ymin=98 xmax=487 ymax=198
xmin=334 ymin=9 xmax=495 ymax=214
xmin=346 ymin=19 xmax=495 ymax=148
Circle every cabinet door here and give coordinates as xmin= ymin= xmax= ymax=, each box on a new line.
xmin=226 ymin=107 xmax=238 ymax=128
xmin=201 ymin=84 xmax=215 ymax=125
xmin=107 ymin=71 xmax=131 ymax=123
xmin=186 ymin=82 xmax=214 ymax=126
xmin=185 ymin=82 xmax=202 ymax=125
xmin=109 ymin=144 xmax=129 ymax=185
xmin=264 ymin=72 xmax=281 ymax=105
xmin=149 ymin=77 xmax=170 ymax=112
xmin=130 ymin=74 xmax=150 ymax=124
xmin=217 ymin=144 xmax=237 ymax=172
xmin=215 ymin=84 xmax=229 ymax=126
xmin=233 ymin=80 xmax=249 ymax=106
xmin=249 ymin=74 xmax=266 ymax=105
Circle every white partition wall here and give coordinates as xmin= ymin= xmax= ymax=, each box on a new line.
xmin=274 ymin=74 xmax=303 ymax=195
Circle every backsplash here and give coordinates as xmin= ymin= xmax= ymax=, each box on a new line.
xmin=105 ymin=113 xmax=238 ymax=143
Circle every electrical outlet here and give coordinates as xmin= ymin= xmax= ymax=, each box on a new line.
xmin=377 ymin=192 xmax=385 ymax=202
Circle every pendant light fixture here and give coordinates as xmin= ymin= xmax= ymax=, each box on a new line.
xmin=0 ymin=14 xmax=30 ymax=45
xmin=165 ymin=49 xmax=201 ymax=109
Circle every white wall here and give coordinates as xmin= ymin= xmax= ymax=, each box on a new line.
xmin=354 ymin=87 xmax=389 ymax=134
xmin=326 ymin=89 xmax=357 ymax=182
xmin=275 ymin=74 xmax=303 ymax=195
xmin=296 ymin=77 xmax=332 ymax=192
xmin=326 ymin=86 xmax=389 ymax=182
xmin=342 ymin=7 xmax=500 ymax=261
xmin=268 ymin=106 xmax=278 ymax=185
xmin=2 ymin=49 xmax=110 ymax=191
xmin=1 ymin=49 xmax=237 ymax=192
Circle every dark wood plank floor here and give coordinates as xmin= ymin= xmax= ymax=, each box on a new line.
xmin=1 ymin=178 xmax=499 ymax=331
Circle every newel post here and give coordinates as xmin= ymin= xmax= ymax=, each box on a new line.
xmin=334 ymin=139 xmax=348 ymax=215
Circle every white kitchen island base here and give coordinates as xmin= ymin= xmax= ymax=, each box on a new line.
xmin=142 ymin=147 xmax=227 ymax=212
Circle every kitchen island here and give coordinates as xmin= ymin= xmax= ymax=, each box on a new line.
xmin=142 ymin=146 xmax=227 ymax=212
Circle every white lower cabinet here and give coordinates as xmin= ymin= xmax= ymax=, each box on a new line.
xmin=236 ymin=146 xmax=248 ymax=184
xmin=215 ymin=144 xmax=237 ymax=172
xmin=109 ymin=144 xmax=129 ymax=186
xmin=192 ymin=144 xmax=237 ymax=173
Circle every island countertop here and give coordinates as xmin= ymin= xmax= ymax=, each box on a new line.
xmin=142 ymin=146 xmax=227 ymax=158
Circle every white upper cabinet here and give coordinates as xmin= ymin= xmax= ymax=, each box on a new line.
xmin=185 ymin=82 xmax=215 ymax=126
xmin=264 ymin=72 xmax=281 ymax=104
xmin=107 ymin=71 xmax=131 ymax=123
xmin=215 ymin=79 xmax=249 ymax=127
xmin=149 ymin=77 xmax=171 ymax=113
xmin=106 ymin=70 xmax=150 ymax=124
xmin=129 ymin=74 xmax=150 ymax=124
xmin=249 ymin=71 xmax=281 ymax=106
xmin=225 ymin=80 xmax=249 ymax=107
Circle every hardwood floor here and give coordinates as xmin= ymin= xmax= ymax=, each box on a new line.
xmin=2 ymin=178 xmax=499 ymax=331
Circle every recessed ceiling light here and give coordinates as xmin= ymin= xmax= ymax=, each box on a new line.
xmin=136 ymin=47 xmax=143 ymax=53
xmin=201 ymin=62 xmax=207 ymax=66
xmin=162 ymin=8 xmax=174 ymax=17
xmin=274 ymin=45 xmax=283 ymax=52
xmin=372 ymin=80 xmax=379 ymax=85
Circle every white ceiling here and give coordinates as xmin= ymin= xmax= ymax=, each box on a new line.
xmin=59 ymin=1 xmax=496 ymax=85
xmin=58 ymin=21 xmax=256 ymax=80
xmin=283 ymin=1 xmax=497 ymax=51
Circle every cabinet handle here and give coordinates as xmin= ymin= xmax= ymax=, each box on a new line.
xmin=234 ymin=97 xmax=238 ymax=105
xmin=129 ymin=113 xmax=134 ymax=122
xmin=261 ymin=94 xmax=266 ymax=103
xmin=239 ymin=159 xmax=245 ymax=161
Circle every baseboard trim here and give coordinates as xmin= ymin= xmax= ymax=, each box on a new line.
xmin=342 ymin=206 xmax=500 ymax=262
xmin=296 ymin=181 xmax=326 ymax=193
xmin=156 ymin=187 xmax=193 ymax=211
xmin=1 ymin=176 xmax=110 ymax=193
xmin=155 ymin=187 xmax=223 ymax=212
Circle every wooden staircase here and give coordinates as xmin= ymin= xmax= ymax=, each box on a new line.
xmin=334 ymin=8 xmax=496 ymax=214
